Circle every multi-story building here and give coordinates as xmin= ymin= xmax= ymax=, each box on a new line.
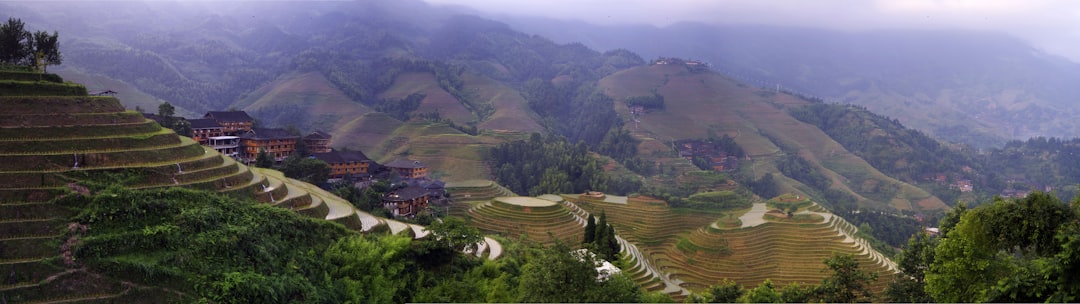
xmin=204 ymin=111 xmax=254 ymax=135
xmin=239 ymin=128 xmax=299 ymax=164
xmin=381 ymin=186 xmax=429 ymax=217
xmin=303 ymin=131 xmax=332 ymax=153
xmin=312 ymin=150 xmax=372 ymax=180
xmin=384 ymin=159 xmax=429 ymax=179
xmin=188 ymin=118 xmax=225 ymax=145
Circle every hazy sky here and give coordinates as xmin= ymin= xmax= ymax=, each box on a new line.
xmin=425 ymin=0 xmax=1080 ymax=61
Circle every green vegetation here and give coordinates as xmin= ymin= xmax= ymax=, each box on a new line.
xmin=789 ymin=103 xmax=976 ymax=184
xmin=582 ymin=212 xmax=620 ymax=261
xmin=490 ymin=133 xmax=640 ymax=196
xmin=279 ymin=155 xmax=330 ymax=185
xmin=883 ymin=192 xmax=1080 ymax=302
xmin=625 ymin=93 xmax=665 ymax=110
xmin=1 ymin=18 xmax=62 ymax=71
xmin=686 ymin=190 xmax=752 ymax=211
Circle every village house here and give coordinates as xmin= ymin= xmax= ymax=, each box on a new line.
xmin=239 ymin=128 xmax=299 ymax=164
xmin=303 ymin=131 xmax=333 ymax=153
xmin=188 ymin=118 xmax=225 ymax=145
xmin=384 ymin=159 xmax=429 ymax=179
xmin=203 ymin=111 xmax=254 ymax=135
xmin=206 ymin=136 xmax=240 ymax=157
xmin=381 ymin=185 xmax=429 ymax=217
xmin=422 ymin=180 xmax=447 ymax=205
xmin=312 ymin=150 xmax=373 ymax=180
xmin=950 ymin=180 xmax=974 ymax=192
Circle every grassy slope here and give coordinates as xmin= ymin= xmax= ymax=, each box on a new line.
xmin=377 ymin=72 xmax=474 ymax=125
xmin=599 ymin=64 xmax=946 ymax=211
xmin=232 ymin=71 xmax=371 ymax=134
xmin=54 ymin=67 xmax=197 ymax=117
xmin=465 ymin=73 xmax=544 ymax=133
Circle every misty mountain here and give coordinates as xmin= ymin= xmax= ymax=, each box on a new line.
xmin=499 ymin=17 xmax=1080 ymax=147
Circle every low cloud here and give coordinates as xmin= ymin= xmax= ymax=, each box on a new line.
xmin=426 ymin=0 xmax=1080 ymax=61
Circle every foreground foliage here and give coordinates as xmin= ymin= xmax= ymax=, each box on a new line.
xmin=885 ymin=192 xmax=1080 ymax=303
xmin=60 ymin=186 xmax=666 ymax=303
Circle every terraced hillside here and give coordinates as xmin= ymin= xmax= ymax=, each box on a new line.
xmin=660 ymin=205 xmax=896 ymax=292
xmin=0 ymin=71 xmax=507 ymax=302
xmin=566 ymin=195 xmax=719 ymax=297
xmin=599 ymin=64 xmax=947 ymax=212
xmin=465 ymin=196 xmax=585 ymax=245
xmin=566 ymin=194 xmax=897 ymax=298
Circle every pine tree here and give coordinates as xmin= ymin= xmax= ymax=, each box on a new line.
xmin=594 ymin=212 xmax=609 ymax=258
xmin=583 ymin=214 xmax=596 ymax=244
xmin=604 ymin=224 xmax=619 ymax=260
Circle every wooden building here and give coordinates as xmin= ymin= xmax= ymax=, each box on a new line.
xmin=303 ymin=131 xmax=333 ymax=153
xmin=312 ymin=150 xmax=372 ymax=179
xmin=382 ymin=186 xmax=429 ymax=217
xmin=239 ymin=128 xmax=299 ymax=163
xmin=384 ymin=159 xmax=429 ymax=179
xmin=189 ymin=118 xmax=225 ymax=145
xmin=204 ymin=111 xmax=254 ymax=135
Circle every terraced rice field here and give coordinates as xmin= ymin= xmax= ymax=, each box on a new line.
xmin=465 ymin=196 xmax=584 ymax=245
xmin=0 ymin=73 xmax=507 ymax=302
xmin=567 ymin=195 xmax=718 ymax=297
xmin=569 ymin=194 xmax=897 ymax=297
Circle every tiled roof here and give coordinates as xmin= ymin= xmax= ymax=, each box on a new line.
xmin=423 ymin=180 xmax=445 ymax=189
xmin=384 ymin=159 xmax=425 ymax=169
xmin=383 ymin=186 xmax=428 ymax=201
xmin=312 ymin=150 xmax=370 ymax=164
xmin=188 ymin=118 xmax=221 ymax=129
xmin=239 ymin=128 xmax=299 ymax=140
xmin=204 ymin=111 xmax=254 ymax=123
xmin=304 ymin=130 xmax=332 ymax=140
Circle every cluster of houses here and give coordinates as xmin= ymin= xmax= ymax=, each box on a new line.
xmin=675 ymin=139 xmax=741 ymax=172
xmin=145 ymin=110 xmax=445 ymax=218
xmin=923 ymin=174 xmax=975 ymax=193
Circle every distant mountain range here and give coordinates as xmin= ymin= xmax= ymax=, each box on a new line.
xmin=499 ymin=17 xmax=1080 ymax=148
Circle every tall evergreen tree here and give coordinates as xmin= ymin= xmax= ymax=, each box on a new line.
xmin=604 ymin=224 xmax=619 ymax=260
xmin=583 ymin=214 xmax=596 ymax=244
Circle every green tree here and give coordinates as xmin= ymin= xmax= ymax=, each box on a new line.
xmin=324 ymin=234 xmax=412 ymax=304
xmin=255 ymin=149 xmax=274 ymax=168
xmin=739 ymin=279 xmax=781 ymax=303
xmin=518 ymin=242 xmax=599 ymax=303
xmin=30 ymin=30 xmax=60 ymax=72
xmin=703 ymin=278 xmax=744 ymax=303
xmin=817 ymin=253 xmax=877 ymax=303
xmin=884 ymin=231 xmax=934 ymax=303
xmin=517 ymin=241 xmax=641 ymax=303
xmin=779 ymin=282 xmax=814 ymax=303
xmin=926 ymin=193 xmax=1079 ymax=302
xmin=602 ymin=224 xmax=619 ymax=261
xmin=156 ymin=102 xmax=191 ymax=136
xmin=425 ymin=216 xmax=483 ymax=271
xmin=583 ymin=214 xmax=596 ymax=244
xmin=0 ymin=18 xmax=31 ymax=65
xmin=280 ymin=156 xmax=330 ymax=184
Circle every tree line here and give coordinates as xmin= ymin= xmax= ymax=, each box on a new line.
xmin=0 ymin=18 xmax=62 ymax=72
xmin=489 ymin=133 xmax=642 ymax=196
